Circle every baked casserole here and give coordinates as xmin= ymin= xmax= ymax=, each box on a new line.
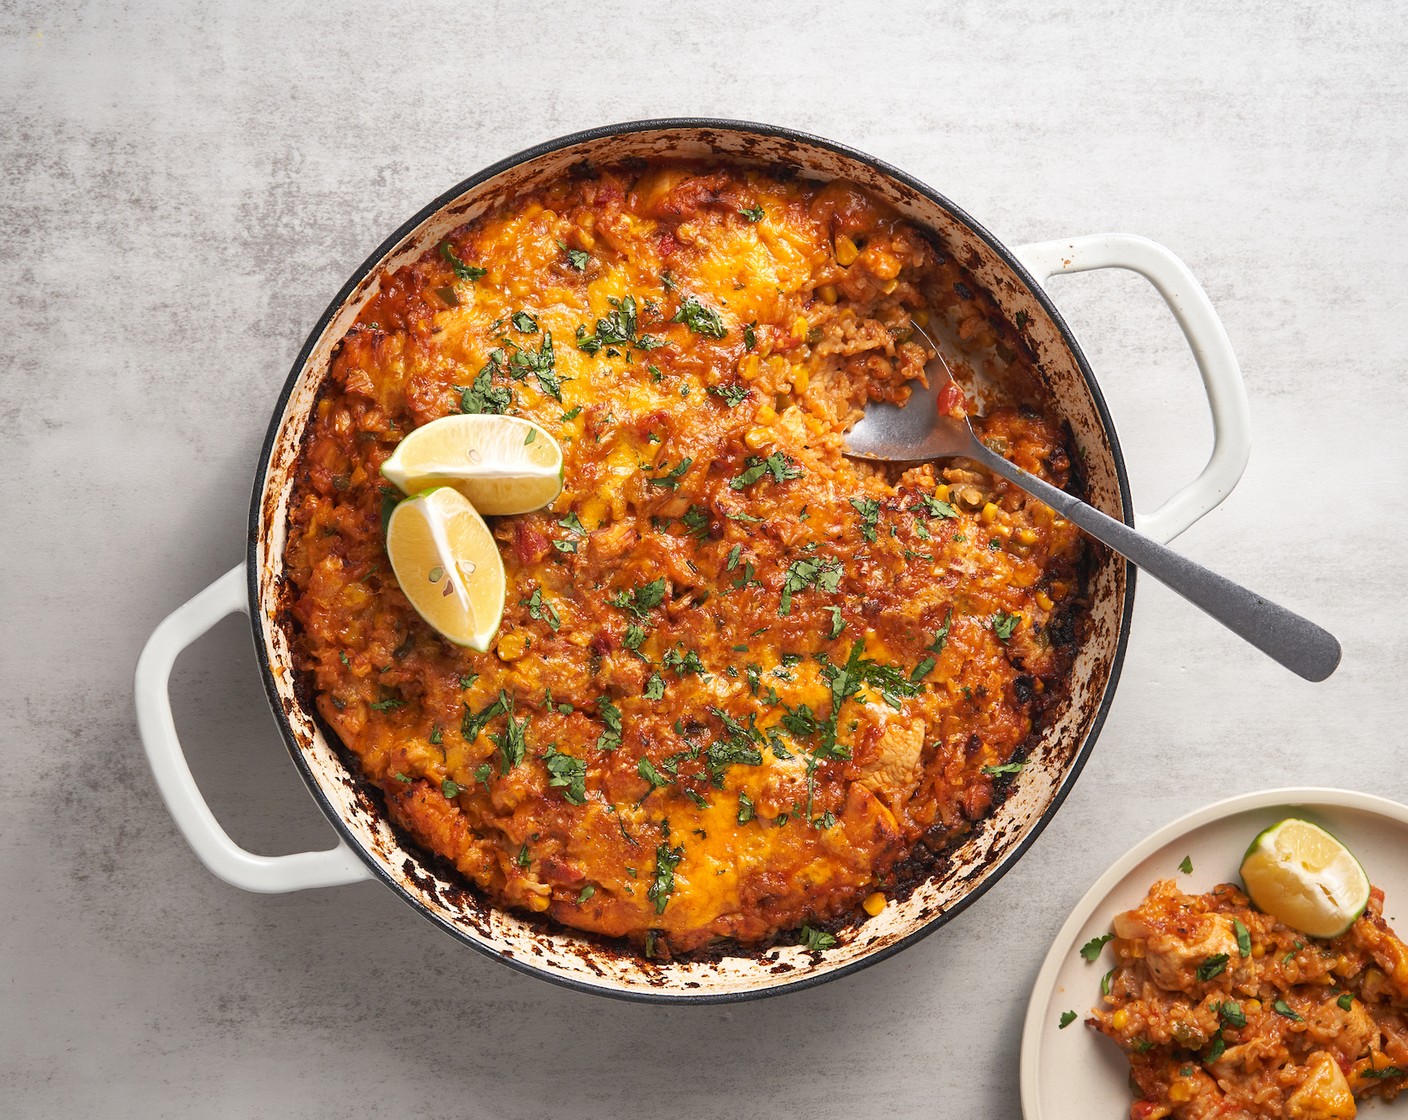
xmin=283 ymin=160 xmax=1089 ymax=956
xmin=1090 ymin=879 xmax=1408 ymax=1119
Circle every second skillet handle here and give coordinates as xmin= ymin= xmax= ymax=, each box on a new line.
xmin=967 ymin=442 xmax=1341 ymax=683
xmin=1014 ymin=234 xmax=1251 ymax=545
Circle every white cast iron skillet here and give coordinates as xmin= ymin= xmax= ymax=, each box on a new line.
xmin=135 ymin=119 xmax=1250 ymax=1002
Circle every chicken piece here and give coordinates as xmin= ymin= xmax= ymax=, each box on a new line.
xmin=1286 ymin=1051 xmax=1356 ymax=1120
xmin=858 ymin=713 xmax=924 ymax=816
xmin=1112 ymin=882 xmax=1240 ymax=994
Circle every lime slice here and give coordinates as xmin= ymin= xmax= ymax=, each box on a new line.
xmin=381 ymin=414 xmax=563 ymax=515
xmin=1240 ymin=818 xmax=1370 ymax=938
xmin=385 ymin=487 xmax=505 ymax=650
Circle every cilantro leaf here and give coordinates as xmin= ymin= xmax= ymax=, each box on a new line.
xmin=540 ymin=744 xmax=587 ymax=804
xmin=1197 ymin=953 xmax=1230 ymax=981
xmin=798 ymin=924 xmax=836 ymax=951
xmin=670 ymin=295 xmax=727 ymax=338
xmin=991 ymin=611 xmax=1021 ymax=640
xmin=647 ymin=843 xmax=683 ymax=914
xmin=778 ymin=556 xmax=843 ymax=616
xmin=609 ymin=578 xmax=668 ymax=619
xmin=556 ymin=239 xmax=589 ymax=270
xmin=596 ymin=695 xmax=623 ymax=751
xmin=439 ymin=240 xmax=486 ymax=282
xmin=1058 ymin=1010 xmax=1077 ymax=1029
xmin=739 ymin=205 xmax=765 ymax=222
xmin=1079 ymin=932 xmax=1114 ymax=962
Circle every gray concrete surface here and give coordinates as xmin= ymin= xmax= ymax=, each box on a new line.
xmin=3 ymin=1 xmax=1406 ymax=1116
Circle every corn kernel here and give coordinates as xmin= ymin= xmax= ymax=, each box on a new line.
xmin=934 ymin=484 xmax=950 ymax=501
xmin=1011 ymin=568 xmax=1036 ymax=588
xmin=1016 ymin=528 xmax=1038 ymax=546
xmin=497 ymin=631 xmax=528 ymax=661
xmin=791 ymin=315 xmax=809 ymax=340
xmin=1251 ymin=943 xmax=1265 ymax=959
xmin=527 ymin=892 xmax=551 ymax=913
xmin=819 ymin=284 xmax=838 ymax=305
xmin=834 ymin=234 xmax=859 ymax=266
xmin=1111 ymin=1009 xmax=1129 ymax=1030
xmin=791 ymin=368 xmax=809 ymax=392
xmin=739 ymin=354 xmax=761 ymax=381
xmin=756 ymin=404 xmax=778 ymax=423
xmin=744 ymin=427 xmax=771 ymax=451
xmin=913 ymin=309 xmax=929 ymax=327
xmin=1036 ymin=590 xmax=1054 ymax=611
xmin=862 ymin=892 xmax=886 ymax=917
xmin=980 ymin=502 xmax=998 ymax=524
xmin=1168 ymin=1082 xmax=1192 ymax=1104
xmin=881 ymin=278 xmax=898 ymax=294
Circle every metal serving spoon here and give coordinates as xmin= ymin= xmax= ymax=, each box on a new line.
xmin=843 ymin=334 xmax=1341 ymax=682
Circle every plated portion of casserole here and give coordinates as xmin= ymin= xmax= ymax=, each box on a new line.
xmin=1091 ymin=879 xmax=1408 ymax=1119
xmin=283 ymin=160 xmax=1088 ymax=955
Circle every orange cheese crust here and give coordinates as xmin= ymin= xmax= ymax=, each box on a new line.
xmin=1091 ymin=880 xmax=1408 ymax=1119
xmin=283 ymin=161 xmax=1088 ymax=955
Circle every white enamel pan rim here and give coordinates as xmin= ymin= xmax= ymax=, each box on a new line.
xmin=135 ymin=117 xmax=1250 ymax=1003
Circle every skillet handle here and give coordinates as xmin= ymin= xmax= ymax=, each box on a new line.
xmin=1012 ymin=234 xmax=1251 ymax=545
xmin=134 ymin=563 xmax=373 ymax=893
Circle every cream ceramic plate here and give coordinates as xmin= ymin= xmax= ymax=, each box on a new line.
xmin=1020 ymin=787 xmax=1408 ymax=1119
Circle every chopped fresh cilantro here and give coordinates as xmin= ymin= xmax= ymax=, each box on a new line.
xmin=647 ymin=843 xmax=683 ymax=914
xmin=743 ymin=321 xmax=757 ymax=350
xmin=577 ymin=885 xmax=595 ymax=904
xmin=644 ymin=673 xmax=665 ymax=700
xmin=429 ymin=724 xmax=443 ymax=746
xmin=1178 ymin=855 xmax=1194 ymax=874
xmin=920 ymin=494 xmax=958 ymax=519
xmin=455 ymin=364 xmax=513 ymax=415
xmin=441 ymin=778 xmax=464 ymax=799
xmin=517 ymin=842 xmax=531 ymax=868
xmin=779 ymin=555 xmax=843 ymax=615
xmin=730 ymin=452 xmax=802 ymax=490
xmin=1337 ymin=992 xmax=1354 ymax=1010
xmin=540 ymin=744 xmax=587 ymax=804
xmin=1101 ymin=968 xmax=1115 ymax=997
xmin=393 ymin=771 xmax=412 ymax=784
xmin=798 ymin=924 xmax=836 ymax=951
xmin=825 ymin=605 xmax=845 ymax=640
xmin=489 ymin=698 xmax=528 ymax=775
xmin=439 ymin=240 xmax=486 ymax=282
xmin=609 ymin=577 xmax=668 ymax=619
xmin=1197 ymin=953 xmax=1230 ymax=981
xmin=1233 ymin=917 xmax=1251 ymax=957
xmin=670 ymin=295 xmax=727 ymax=338
xmin=369 ymin=697 xmax=405 ymax=712
xmin=739 ymin=205 xmax=765 ymax=222
xmin=1272 ymin=999 xmax=1302 ymax=1022
xmin=647 ymin=456 xmax=693 ymax=489
xmin=850 ymin=497 xmax=880 ymax=543
xmin=511 ymin=310 xmax=539 ymax=333
xmin=983 ymin=761 xmax=1024 ymax=776
xmin=991 ymin=611 xmax=1021 ymax=640
xmin=708 ymin=382 xmax=750 ymax=408
xmin=556 ymin=240 xmax=590 ymax=270
xmin=473 ymin=763 xmax=491 ymax=784
xmin=596 ymin=695 xmax=623 ymax=751
xmin=737 ymin=790 xmax=756 ymax=823
xmin=1218 ymin=1001 xmax=1247 ymax=1029
xmin=638 ymin=756 xmax=670 ymax=791
xmin=521 ymin=587 xmax=560 ymax=631
xmin=680 ymin=505 xmax=710 ymax=539
xmin=1080 ymin=932 xmax=1114 ymax=962
xmin=1058 ymin=1010 xmax=1078 ymax=1029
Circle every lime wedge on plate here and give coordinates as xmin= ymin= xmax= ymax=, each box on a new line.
xmin=1240 ymin=818 xmax=1370 ymax=938
xmin=381 ymin=414 xmax=563 ymax=515
xmin=385 ymin=487 xmax=505 ymax=650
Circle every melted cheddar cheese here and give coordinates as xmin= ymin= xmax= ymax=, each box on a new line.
xmin=284 ymin=161 xmax=1086 ymax=955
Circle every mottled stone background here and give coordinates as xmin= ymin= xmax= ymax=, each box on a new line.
xmin=3 ymin=1 xmax=1405 ymax=1116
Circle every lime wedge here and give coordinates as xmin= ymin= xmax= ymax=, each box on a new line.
xmin=381 ymin=414 xmax=563 ymax=515
xmin=385 ymin=487 xmax=505 ymax=650
xmin=1240 ymin=818 xmax=1370 ymax=939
